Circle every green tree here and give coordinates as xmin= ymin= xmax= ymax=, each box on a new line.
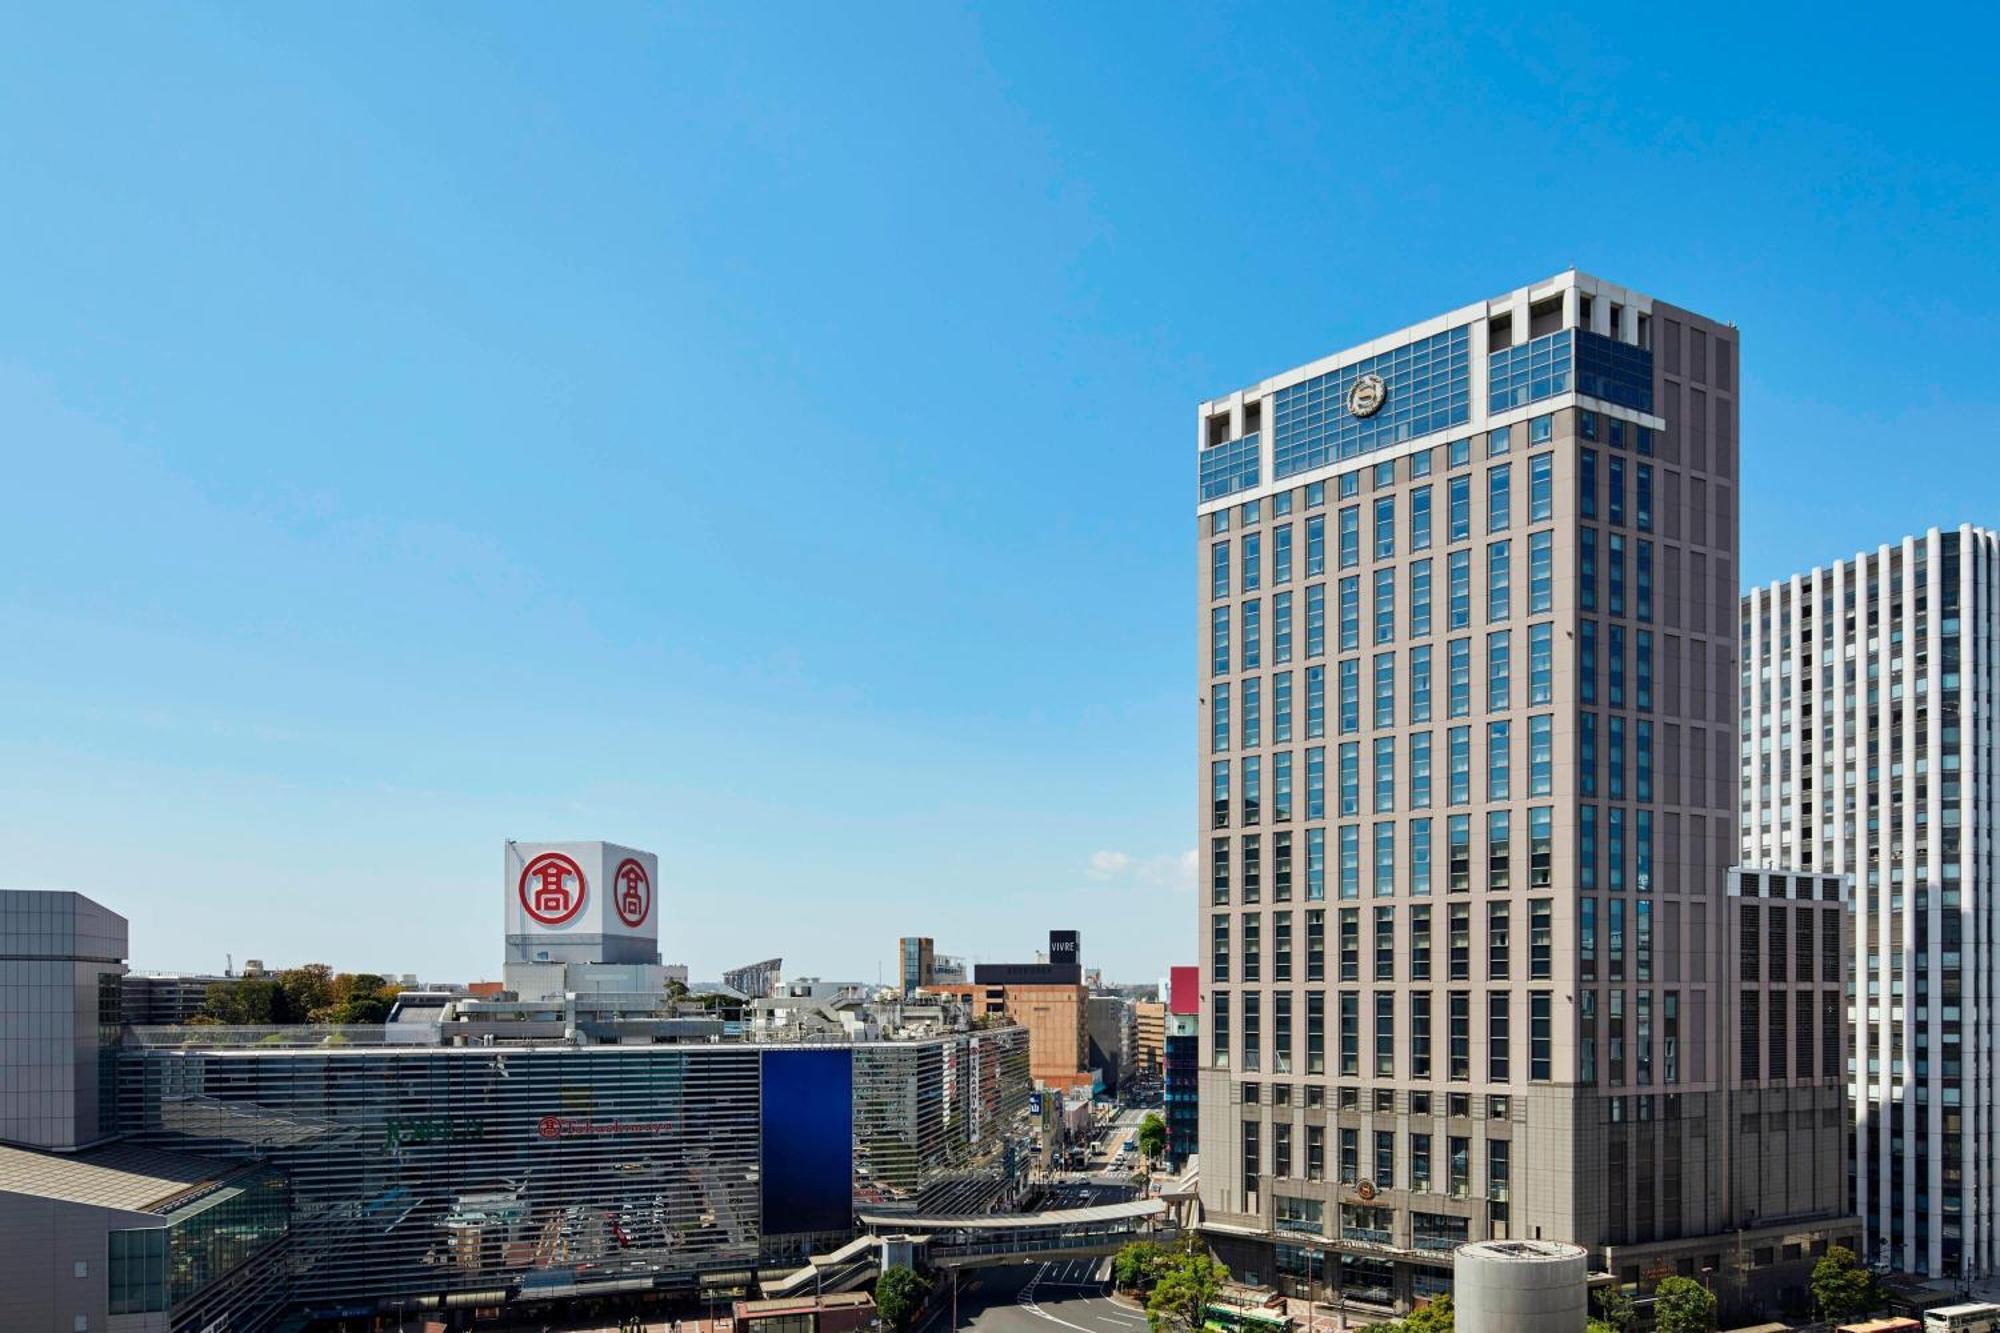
xmin=1400 ymin=1294 xmax=1453 ymax=1333
xmin=1652 ymin=1277 xmax=1716 ymax=1333
xmin=1144 ymin=1246 xmax=1227 ymax=1333
xmin=1114 ymin=1241 xmax=1170 ymax=1293
xmin=1137 ymin=1112 xmax=1168 ymax=1162
xmin=1593 ymin=1284 xmax=1635 ymax=1332
xmin=874 ymin=1265 xmax=930 ymax=1332
xmin=276 ymin=964 xmax=334 ymax=1021
xmin=1810 ymin=1244 xmax=1879 ymax=1322
xmin=1586 ymin=1323 xmax=1616 ymax=1333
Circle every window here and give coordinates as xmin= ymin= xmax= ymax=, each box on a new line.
xmin=1243 ymin=756 xmax=1262 ymax=825
xmin=1578 ymin=621 xmax=1597 ymax=704
xmin=1411 ymin=485 xmax=1433 ymax=550
xmin=1487 ymin=464 xmax=1511 ymax=532
xmin=1208 ymin=984 xmax=1224 ymax=1072
xmin=1411 ymin=644 xmax=1433 ymax=721
xmin=1274 ymin=671 xmax=1293 ymax=744
xmin=1487 ymin=541 xmax=1511 ymax=621
xmin=1243 ymin=992 xmax=1261 ymax=1071
xmin=1306 ymin=515 xmax=1326 ymax=574
xmin=1608 ymin=533 xmax=1625 ymax=616
xmin=1579 ymin=527 xmax=1597 ymax=610
xmin=1578 ymin=449 xmax=1597 ymax=518
xmin=1529 ymin=413 xmax=1552 ymax=445
xmin=1274 ymin=591 xmax=1294 ymax=663
xmin=1306 ymin=994 xmax=1326 ymax=1075
xmin=1579 ymin=806 xmax=1597 ymax=891
xmin=1212 ymin=759 xmax=1230 ymax=831
xmin=1530 ymin=992 xmax=1552 ymax=1079
xmin=1307 ymin=828 xmax=1326 ymax=901
xmin=1212 ymin=912 xmax=1230 ymax=982
xmin=1374 ymin=497 xmax=1395 ymax=560
xmin=1243 ymin=830 xmax=1263 ymax=897
xmin=1447 ymin=725 xmax=1470 ymax=804
xmin=1307 ymin=910 xmax=1325 ymax=980
xmin=1410 ymin=818 xmax=1432 ymax=895
xmin=1528 ymin=715 xmax=1552 ymax=795
xmin=1339 ymin=659 xmax=1360 ymax=733
xmin=1488 ymin=810 xmax=1511 ymax=891
xmin=1487 ymin=630 xmax=1511 ymax=711
xmin=1448 ymin=992 xmax=1471 ymax=1080
xmin=1274 ymin=524 xmax=1293 ymax=584
xmin=1448 ymin=904 xmax=1470 ymax=980
xmin=1636 ymin=720 xmax=1653 ymax=801
xmin=1449 ymin=437 xmax=1471 ymax=468
xmin=1448 ymin=475 xmax=1471 ymax=542
xmin=1528 ymin=624 xmax=1552 ymax=704
xmin=1243 ymin=912 xmax=1261 ymax=981
xmin=1305 ymin=665 xmax=1325 ymax=737
xmin=1528 ymin=531 xmax=1552 ymax=613
xmin=1411 ymin=1132 xmax=1433 ymax=1191
xmin=1488 ymin=992 xmax=1510 ymax=1082
xmin=1636 ymin=630 xmax=1653 ymax=710
xmin=1339 ymin=506 xmax=1360 ymax=569
xmin=1339 ymin=824 xmax=1360 ymax=900
xmin=1529 ymin=902 xmax=1551 ymax=979
xmin=1529 ymin=807 xmax=1551 ymax=890
xmin=1373 ymin=736 xmax=1395 ymax=811
xmin=1448 ymin=550 xmax=1471 ymax=628
xmin=1211 ymin=605 xmax=1230 ymax=676
xmin=1306 ymin=481 xmax=1325 ymax=508
xmin=1339 ymin=576 xmax=1360 ymax=650
xmin=1241 ymin=600 xmax=1261 ymax=671
xmin=1213 ymin=684 xmax=1231 ymax=754
xmin=1410 ymin=731 xmax=1433 ymax=808
xmin=1486 ymin=721 xmax=1510 ymax=800
xmin=1608 ymin=456 xmax=1625 ymax=526
xmin=1242 ymin=531 xmax=1261 ymax=592
xmin=1211 ymin=837 xmax=1230 ymax=905
xmin=1411 ymin=905 xmax=1433 ymax=979
xmin=1374 ymin=568 xmax=1396 ymax=644
xmin=1374 ymin=820 xmax=1395 ymax=894
xmin=1306 ymin=583 xmax=1326 ymax=657
xmin=1447 ymin=815 xmax=1471 ymax=893
xmin=1340 ymin=992 xmax=1360 ymax=1076
xmin=1241 ymin=682 xmax=1262 ymax=754
xmin=1306 ymin=746 xmax=1326 ymax=820
xmin=1636 ymin=541 xmax=1652 ymax=621
xmin=1448 ymin=636 xmax=1482 ymax=719
xmin=1488 ymin=901 xmax=1510 ymax=979
xmin=1487 ymin=425 xmax=1511 ymax=456
xmin=1636 ymin=464 xmax=1653 ymax=531
xmin=1374 ymin=1130 xmax=1396 ymax=1189
xmin=1212 ymin=540 xmax=1231 ymax=598
xmin=1375 ymin=992 xmax=1396 ymax=1076
xmin=1410 ymin=559 xmax=1433 ymax=637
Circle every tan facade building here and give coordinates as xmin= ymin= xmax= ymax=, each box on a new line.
xmin=1135 ymin=1000 xmax=1166 ymax=1076
xmin=1193 ymin=271 xmax=1851 ymax=1319
xmin=928 ymin=982 xmax=1092 ymax=1092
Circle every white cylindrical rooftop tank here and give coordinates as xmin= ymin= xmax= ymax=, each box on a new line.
xmin=1452 ymin=1239 xmax=1588 ymax=1333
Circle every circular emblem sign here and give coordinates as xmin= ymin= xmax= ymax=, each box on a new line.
xmin=1347 ymin=372 xmax=1387 ymax=419
xmin=612 ymin=857 xmax=652 ymax=929
xmin=1356 ymin=1179 xmax=1378 ymax=1201
xmin=519 ymin=851 xmax=587 ymax=928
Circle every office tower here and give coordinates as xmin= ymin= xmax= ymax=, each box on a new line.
xmin=1194 ymin=272 xmax=1850 ymax=1315
xmin=900 ymin=936 xmax=936 ymax=995
xmin=0 ymin=891 xmax=127 ymax=1151
xmin=1166 ymin=965 xmax=1200 ymax=1169
xmin=1742 ymin=525 xmax=2000 ymax=1278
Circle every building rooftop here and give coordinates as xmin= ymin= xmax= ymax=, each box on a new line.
xmin=0 ymin=1141 xmax=242 ymax=1216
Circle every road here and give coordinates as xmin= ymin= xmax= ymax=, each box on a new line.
xmin=927 ymin=1260 xmax=1150 ymax=1333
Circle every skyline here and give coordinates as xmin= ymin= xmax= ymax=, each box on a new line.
xmin=3 ymin=5 xmax=1997 ymax=985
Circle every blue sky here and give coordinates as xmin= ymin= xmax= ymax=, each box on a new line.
xmin=1 ymin=4 xmax=1993 ymax=985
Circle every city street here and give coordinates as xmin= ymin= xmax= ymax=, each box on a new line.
xmin=925 ymin=1261 xmax=1149 ymax=1333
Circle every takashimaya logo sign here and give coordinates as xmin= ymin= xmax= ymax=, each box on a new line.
xmin=519 ymin=851 xmax=587 ymax=927
xmin=537 ymin=1116 xmax=674 ymax=1140
xmin=612 ymin=857 xmax=652 ymax=929
xmin=1347 ymin=372 xmax=1386 ymax=418
xmin=384 ymin=1118 xmax=486 ymax=1151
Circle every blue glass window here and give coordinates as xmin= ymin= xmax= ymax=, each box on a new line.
xmin=1306 ymin=828 xmax=1326 ymax=901
xmin=1409 ymin=644 xmax=1432 ymax=723
xmin=1529 ymin=715 xmax=1552 ymax=796
xmin=1488 ymin=329 xmax=1572 ymax=413
xmin=1447 ymin=637 xmax=1471 ymax=718
xmin=1272 ymin=327 xmax=1472 ymax=478
xmin=1636 ymin=629 xmax=1653 ymax=710
xmin=1410 ymin=559 xmax=1433 ymax=637
xmin=1374 ymin=496 xmax=1395 ymax=560
xmin=1528 ymin=453 xmax=1552 ymax=522
xmin=1410 ymin=485 xmax=1433 ymax=551
xmin=1487 ymin=630 xmax=1510 ymax=711
xmin=1241 ymin=677 xmax=1261 ymax=748
xmin=1528 ymin=531 xmax=1553 ymax=613
xmin=1411 ymin=731 xmax=1432 ymax=808
xmin=1487 ymin=541 xmax=1511 ymax=622
xmin=1411 ymin=819 xmax=1432 ymax=896
xmin=1242 ymin=599 xmax=1261 ymax=670
xmin=1211 ymin=605 xmax=1230 ymax=676
xmin=1212 ymin=540 xmax=1230 ymax=599
xmin=1374 ymin=568 xmax=1395 ymax=645
xmin=1574 ymin=329 xmax=1654 ymax=412
xmin=1579 ymin=713 xmax=1596 ymax=796
xmin=1339 ymin=825 xmax=1360 ymax=900
xmin=1306 ymin=584 xmax=1326 ymax=657
xmin=1274 ymin=591 xmax=1294 ymax=663
xmin=1448 ymin=476 xmax=1471 ymax=542
xmin=1339 ymin=506 xmax=1361 ymax=568
xmin=1447 ymin=726 xmax=1470 ymax=805
xmin=1528 ymin=623 xmax=1552 ymax=705
xmin=1213 ymin=759 xmax=1230 ymax=829
xmin=1373 ymin=650 xmax=1395 ymax=728
xmin=1274 ymin=671 xmax=1293 ymax=742
xmin=1487 ymin=720 xmax=1510 ymax=800
xmin=1307 ymin=746 xmax=1326 ymax=820
xmin=1201 ymin=432 xmax=1261 ymax=501
xmin=1339 ymin=659 xmax=1360 ymax=734
xmin=1213 ymin=685 xmax=1230 ymax=754
xmin=1339 ymin=576 xmax=1360 ymax=651
xmin=1274 ymin=524 xmax=1293 ymax=584
xmin=1274 ymin=751 xmax=1293 ymax=820
xmin=1447 ymin=551 xmax=1471 ymax=629
xmin=1306 ymin=664 xmax=1326 ymax=738
xmin=1487 ymin=463 xmax=1511 ymax=532
xmin=1242 ymin=532 xmax=1262 ymax=592
xmin=1306 ymin=516 xmax=1326 ymax=574
xmin=1337 ymin=742 xmax=1358 ymax=816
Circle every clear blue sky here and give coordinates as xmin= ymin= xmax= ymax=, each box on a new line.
xmin=2 ymin=5 xmax=1993 ymax=985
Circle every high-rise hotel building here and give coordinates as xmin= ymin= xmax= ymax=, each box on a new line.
xmin=1194 ymin=271 xmax=1852 ymax=1315
xmin=1742 ymin=525 xmax=2000 ymax=1278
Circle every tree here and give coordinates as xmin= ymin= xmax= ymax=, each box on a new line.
xmin=1114 ymin=1241 xmax=1170 ymax=1293
xmin=1400 ymin=1295 xmax=1453 ymax=1333
xmin=1652 ymin=1277 xmax=1716 ymax=1333
xmin=1137 ymin=1112 xmax=1168 ymax=1163
xmin=1593 ymin=1284 xmax=1635 ymax=1332
xmin=1811 ymin=1244 xmax=1880 ymax=1322
xmin=874 ymin=1265 xmax=930 ymax=1332
xmin=1144 ymin=1246 xmax=1227 ymax=1333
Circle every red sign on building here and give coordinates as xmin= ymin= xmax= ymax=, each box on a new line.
xmin=519 ymin=851 xmax=588 ymax=927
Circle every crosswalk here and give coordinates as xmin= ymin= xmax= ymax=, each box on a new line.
xmin=1014 ymin=1260 xmax=1148 ymax=1332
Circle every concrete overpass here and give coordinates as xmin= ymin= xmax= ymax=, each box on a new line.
xmin=857 ymin=1199 xmax=1169 ymax=1268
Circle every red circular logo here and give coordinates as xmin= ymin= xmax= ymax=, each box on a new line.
xmin=519 ymin=852 xmax=588 ymax=927
xmin=612 ymin=858 xmax=651 ymax=929
xmin=537 ymin=1116 xmax=562 ymax=1140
